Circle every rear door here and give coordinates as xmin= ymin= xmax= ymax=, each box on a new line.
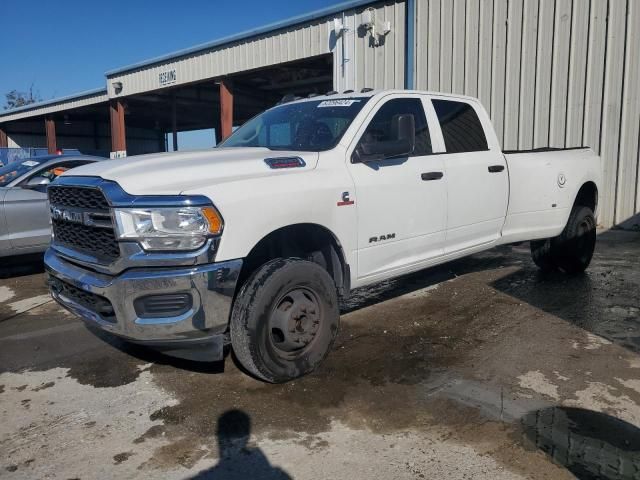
xmin=430 ymin=98 xmax=508 ymax=253
xmin=347 ymin=95 xmax=447 ymax=280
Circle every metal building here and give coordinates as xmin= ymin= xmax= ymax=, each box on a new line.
xmin=0 ymin=0 xmax=638 ymax=228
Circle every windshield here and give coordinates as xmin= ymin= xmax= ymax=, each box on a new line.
xmin=0 ymin=157 xmax=47 ymax=187
xmin=220 ymin=97 xmax=370 ymax=151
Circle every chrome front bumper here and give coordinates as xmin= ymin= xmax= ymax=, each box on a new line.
xmin=45 ymin=248 xmax=242 ymax=359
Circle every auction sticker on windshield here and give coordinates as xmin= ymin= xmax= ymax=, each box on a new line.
xmin=22 ymin=160 xmax=39 ymax=167
xmin=317 ymin=99 xmax=361 ymax=108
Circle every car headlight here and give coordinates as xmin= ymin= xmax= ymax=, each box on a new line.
xmin=113 ymin=206 xmax=223 ymax=251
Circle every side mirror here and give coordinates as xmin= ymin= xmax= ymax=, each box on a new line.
xmin=24 ymin=176 xmax=51 ymax=189
xmin=355 ymin=114 xmax=416 ymax=162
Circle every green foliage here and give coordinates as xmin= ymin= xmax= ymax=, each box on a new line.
xmin=4 ymin=85 xmax=41 ymax=110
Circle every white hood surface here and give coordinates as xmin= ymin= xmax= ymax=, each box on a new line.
xmin=63 ymin=148 xmax=319 ymax=195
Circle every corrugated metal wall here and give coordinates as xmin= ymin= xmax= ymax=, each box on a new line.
xmin=108 ymin=1 xmax=405 ymax=99
xmin=335 ymin=1 xmax=406 ymax=91
xmin=413 ymin=0 xmax=640 ymax=228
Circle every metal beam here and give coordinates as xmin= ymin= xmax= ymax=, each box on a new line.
xmin=0 ymin=126 xmax=7 ymax=148
xmin=214 ymin=106 xmax=222 ymax=145
xmin=259 ymin=75 xmax=334 ymax=91
xmin=219 ymin=79 xmax=234 ymax=140
xmin=230 ymin=83 xmax=287 ymax=103
xmin=157 ymin=129 xmax=165 ymax=153
xmin=171 ymin=92 xmax=178 ymax=151
xmin=93 ymin=121 xmax=99 ymax=150
xmin=405 ymin=0 xmax=416 ymax=89
xmin=45 ymin=116 xmax=57 ymax=154
xmin=109 ymin=99 xmax=126 ymax=154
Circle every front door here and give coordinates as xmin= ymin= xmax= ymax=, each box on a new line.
xmin=4 ymin=186 xmax=50 ymax=249
xmin=5 ymin=160 xmax=93 ymax=250
xmin=347 ymin=95 xmax=447 ymax=281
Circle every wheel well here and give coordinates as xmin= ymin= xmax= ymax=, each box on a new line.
xmin=237 ymin=224 xmax=350 ymax=297
xmin=574 ymin=181 xmax=598 ymax=212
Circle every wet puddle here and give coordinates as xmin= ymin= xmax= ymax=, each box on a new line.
xmin=521 ymin=407 xmax=640 ymax=479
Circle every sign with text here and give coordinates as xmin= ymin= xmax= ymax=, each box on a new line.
xmin=159 ymin=69 xmax=177 ymax=86
xmin=110 ymin=150 xmax=127 ymax=159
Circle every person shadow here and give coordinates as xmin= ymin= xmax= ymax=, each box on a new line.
xmin=189 ymin=410 xmax=292 ymax=480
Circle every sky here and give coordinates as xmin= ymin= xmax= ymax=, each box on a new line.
xmin=0 ymin=0 xmax=334 ymax=149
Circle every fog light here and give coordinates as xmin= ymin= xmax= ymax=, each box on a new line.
xmin=134 ymin=293 xmax=193 ymax=318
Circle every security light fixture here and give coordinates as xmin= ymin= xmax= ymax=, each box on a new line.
xmin=361 ymin=7 xmax=392 ymax=46
xmin=361 ymin=9 xmax=375 ymax=29
xmin=112 ymin=81 xmax=123 ymax=94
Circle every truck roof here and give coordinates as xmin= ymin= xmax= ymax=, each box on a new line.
xmin=282 ymin=88 xmax=481 ymax=105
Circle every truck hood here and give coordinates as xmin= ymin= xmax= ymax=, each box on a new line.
xmin=63 ymin=148 xmax=319 ymax=195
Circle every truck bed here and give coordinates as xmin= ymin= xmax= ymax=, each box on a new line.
xmin=502 ymin=146 xmax=589 ymax=154
xmin=499 ymin=146 xmax=601 ymax=244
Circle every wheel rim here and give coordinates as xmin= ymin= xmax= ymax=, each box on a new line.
xmin=268 ymin=287 xmax=322 ymax=357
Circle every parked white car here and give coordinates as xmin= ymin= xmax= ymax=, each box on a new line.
xmin=44 ymin=89 xmax=601 ymax=382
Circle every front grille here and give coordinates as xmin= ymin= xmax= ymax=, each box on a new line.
xmin=52 ymin=220 xmax=120 ymax=260
xmin=48 ymin=186 xmax=120 ymax=262
xmin=49 ymin=276 xmax=115 ymax=322
xmin=49 ymin=186 xmax=110 ymax=210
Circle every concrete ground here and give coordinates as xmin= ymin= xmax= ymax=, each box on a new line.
xmin=1 ymin=231 xmax=639 ymax=479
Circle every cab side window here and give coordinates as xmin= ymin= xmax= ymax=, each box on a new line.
xmin=358 ymin=98 xmax=432 ymax=156
xmin=432 ymin=99 xmax=488 ymax=153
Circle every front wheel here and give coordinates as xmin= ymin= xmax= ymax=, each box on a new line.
xmin=230 ymin=258 xmax=340 ymax=383
xmin=530 ymin=206 xmax=597 ymax=274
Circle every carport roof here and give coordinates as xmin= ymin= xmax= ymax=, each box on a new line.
xmin=0 ymin=87 xmax=108 ymax=123
xmin=104 ymin=0 xmax=379 ymax=76
xmin=0 ymin=0 xmax=380 ymax=124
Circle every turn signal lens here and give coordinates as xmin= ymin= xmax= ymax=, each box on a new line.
xmin=202 ymin=206 xmax=224 ymax=235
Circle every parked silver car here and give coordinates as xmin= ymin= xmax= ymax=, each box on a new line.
xmin=0 ymin=154 xmax=104 ymax=257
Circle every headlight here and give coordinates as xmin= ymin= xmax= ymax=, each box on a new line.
xmin=113 ymin=206 xmax=223 ymax=251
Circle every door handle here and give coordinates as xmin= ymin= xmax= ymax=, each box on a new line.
xmin=421 ymin=171 xmax=444 ymax=181
xmin=488 ymin=165 xmax=505 ymax=173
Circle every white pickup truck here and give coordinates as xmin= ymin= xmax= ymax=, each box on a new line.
xmin=45 ymin=89 xmax=601 ymax=382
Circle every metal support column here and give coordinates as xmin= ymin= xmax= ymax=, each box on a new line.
xmin=405 ymin=0 xmax=416 ymax=89
xmin=171 ymin=92 xmax=178 ymax=151
xmin=45 ymin=116 xmax=57 ymax=154
xmin=158 ymin=129 xmax=165 ymax=152
xmin=219 ymin=79 xmax=234 ymax=141
xmin=93 ymin=121 xmax=100 ymax=150
xmin=109 ymin=99 xmax=127 ymax=156
xmin=0 ymin=126 xmax=7 ymax=148
xmin=214 ymin=106 xmax=222 ymax=145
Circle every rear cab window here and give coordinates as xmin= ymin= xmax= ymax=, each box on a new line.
xmin=431 ymin=99 xmax=488 ymax=153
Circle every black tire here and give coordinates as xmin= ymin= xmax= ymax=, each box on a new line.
xmin=530 ymin=205 xmax=596 ymax=274
xmin=230 ymin=258 xmax=340 ymax=383
xmin=554 ymin=206 xmax=597 ymax=273
xmin=530 ymin=238 xmax=558 ymax=272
